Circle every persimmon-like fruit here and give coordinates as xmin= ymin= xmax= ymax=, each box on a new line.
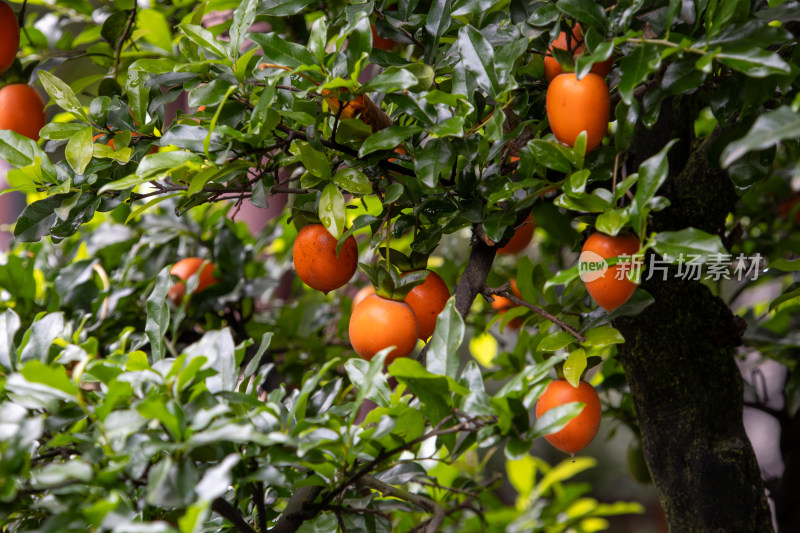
xmin=167 ymin=257 xmax=220 ymax=305
xmin=403 ymin=270 xmax=450 ymax=340
xmin=490 ymin=279 xmax=523 ymax=330
xmin=0 ymin=1 xmax=19 ymax=74
xmin=0 ymin=84 xmax=46 ymax=141
xmin=543 ymin=25 xmax=614 ymax=83
xmin=546 ymin=73 xmax=610 ymax=154
xmin=293 ymin=224 xmax=358 ymax=294
xmin=352 ymin=285 xmax=375 ymax=310
xmin=535 ymin=379 xmax=601 ymax=456
xmin=349 ymin=294 xmax=419 ymax=363
xmin=498 ymin=214 xmax=535 ymax=255
xmin=581 ymin=231 xmax=640 ymax=312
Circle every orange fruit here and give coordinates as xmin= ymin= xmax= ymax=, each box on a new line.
xmin=0 ymin=1 xmax=19 ymax=74
xmin=490 ymin=279 xmax=523 ymax=329
xmin=0 ymin=84 xmax=46 ymax=141
xmin=293 ymin=224 xmax=358 ymax=294
xmin=323 ymin=88 xmax=365 ymax=120
xmin=535 ymin=379 xmax=601 ymax=456
xmin=546 ymin=73 xmax=610 ymax=154
xmin=497 ymin=214 xmax=535 ymax=255
xmin=349 ymin=294 xmax=419 ymax=363
xmin=580 ymin=232 xmax=640 ymax=312
xmin=352 ymin=285 xmax=375 ymax=310
xmin=371 ymin=24 xmax=396 ymax=52
xmin=403 ymin=270 xmax=450 ymax=340
xmin=167 ymin=257 xmax=220 ymax=305
xmin=543 ymin=25 xmax=614 ymax=83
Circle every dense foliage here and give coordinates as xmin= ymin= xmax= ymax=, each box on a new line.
xmin=1 ymin=0 xmax=800 ymax=531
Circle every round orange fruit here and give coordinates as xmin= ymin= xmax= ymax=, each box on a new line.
xmin=0 ymin=84 xmax=46 ymax=141
xmin=498 ymin=214 xmax=535 ymax=255
xmin=293 ymin=224 xmax=358 ymax=294
xmin=349 ymin=294 xmax=419 ymax=363
xmin=580 ymin=232 xmax=640 ymax=312
xmin=403 ymin=270 xmax=450 ymax=340
xmin=546 ymin=73 xmax=610 ymax=154
xmin=0 ymin=1 xmax=19 ymax=74
xmin=167 ymin=257 xmax=220 ymax=305
xmin=535 ymin=379 xmax=601 ymax=456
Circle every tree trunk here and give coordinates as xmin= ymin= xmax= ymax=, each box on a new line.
xmin=615 ymin=100 xmax=774 ymax=532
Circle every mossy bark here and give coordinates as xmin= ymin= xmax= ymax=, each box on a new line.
xmin=614 ymin=100 xmax=774 ymax=532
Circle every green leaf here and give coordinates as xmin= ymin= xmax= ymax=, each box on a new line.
xmin=0 ymin=130 xmax=58 ymax=183
xmin=716 ymin=47 xmax=791 ymax=78
xmin=291 ymin=140 xmax=331 ymax=179
xmin=101 ymin=10 xmax=131 ymax=45
xmin=20 ymin=360 xmax=78 ymax=397
xmin=39 ymin=122 xmax=86 ymax=141
xmin=389 ymin=358 xmax=452 ymax=424
xmin=333 ymin=168 xmax=371 ymax=195
xmin=362 ymin=66 xmax=420 ymax=93
xmin=65 ymin=127 xmax=94 ymax=175
xmin=563 ymin=349 xmax=587 ymax=387
xmin=596 ymin=209 xmax=630 ymax=236
xmin=414 ymin=138 xmax=455 ymax=188
xmin=18 ymin=313 xmax=65 ymax=364
xmin=423 ymin=0 xmax=452 ymax=65
xmin=582 ymin=326 xmax=625 ymax=348
xmin=261 ymin=0 xmax=318 ymax=16
xmin=426 ymin=298 xmax=463 ymax=379
xmin=769 ymin=282 xmax=800 ymax=312
xmin=618 ymin=45 xmax=661 ymax=105
xmin=359 ymin=126 xmax=422 ymax=157
xmin=0 ymin=309 xmax=20 ymax=371
xmin=345 ymin=352 xmax=391 ymax=413
xmin=146 ymin=267 xmax=171 ymax=362
xmin=319 ymin=183 xmax=345 ymax=239
xmin=136 ymin=151 xmax=204 ymax=178
xmin=557 ymin=0 xmax=608 ymax=31
xmin=457 ymin=26 xmax=501 ymax=99
xmin=97 ymin=174 xmax=150 ymax=195
xmin=634 ymin=139 xmax=677 ymax=210
xmin=721 ymin=106 xmax=800 ymax=168
xmin=38 ymin=71 xmax=87 ymax=121
xmin=651 ymin=228 xmax=726 ymax=262
xmin=230 ymin=0 xmax=258 ymax=56
xmin=531 ymin=401 xmax=585 ymax=440
xmin=250 ymin=33 xmax=317 ymax=70
xmin=179 ymin=24 xmax=228 ymax=58
xmin=185 ymin=329 xmax=237 ymax=393
xmin=537 ymin=332 xmax=575 ymax=353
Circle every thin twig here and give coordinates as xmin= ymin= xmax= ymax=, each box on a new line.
xmin=360 ymin=475 xmax=445 ymax=533
xmin=113 ymin=3 xmax=138 ymax=76
xmin=481 ymin=284 xmax=586 ymax=343
xmin=211 ymin=498 xmax=256 ymax=533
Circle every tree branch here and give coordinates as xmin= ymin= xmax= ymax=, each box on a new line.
xmin=481 ymin=284 xmax=586 ymax=343
xmin=359 ymin=475 xmax=445 ymax=533
xmin=211 ymin=498 xmax=257 ymax=533
xmin=269 ymin=486 xmax=324 ymax=533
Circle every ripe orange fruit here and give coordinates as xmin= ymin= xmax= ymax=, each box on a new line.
xmin=167 ymin=257 xmax=220 ymax=305
xmin=349 ymin=294 xmax=419 ymax=363
xmin=0 ymin=84 xmax=46 ymax=141
xmin=352 ymin=285 xmax=375 ymax=310
xmin=543 ymin=25 xmax=614 ymax=83
xmin=581 ymin=232 xmax=640 ymax=312
xmin=535 ymin=379 xmax=601 ymax=456
xmin=546 ymin=73 xmax=610 ymax=154
xmin=490 ymin=279 xmax=523 ymax=329
xmin=498 ymin=214 xmax=535 ymax=255
xmin=403 ymin=270 xmax=450 ymax=340
xmin=0 ymin=1 xmax=19 ymax=75
xmin=293 ymin=224 xmax=358 ymax=294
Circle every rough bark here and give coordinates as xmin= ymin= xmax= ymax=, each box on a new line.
xmin=615 ymin=99 xmax=774 ymax=532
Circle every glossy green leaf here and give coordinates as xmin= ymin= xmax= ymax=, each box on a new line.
xmin=457 ymin=26 xmax=501 ymax=99
xmin=563 ymin=349 xmax=587 ymax=387
xmin=359 ymin=126 xmax=422 ymax=157
xmin=39 ymin=71 xmax=87 ymax=121
xmin=651 ymin=228 xmax=726 ymax=262
xmin=332 ymin=168 xmax=371 ymax=195
xmin=319 ymin=182 xmax=345 ymax=239
xmin=65 ymin=127 xmax=93 ymax=175
xmin=426 ymin=298 xmax=463 ymax=379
